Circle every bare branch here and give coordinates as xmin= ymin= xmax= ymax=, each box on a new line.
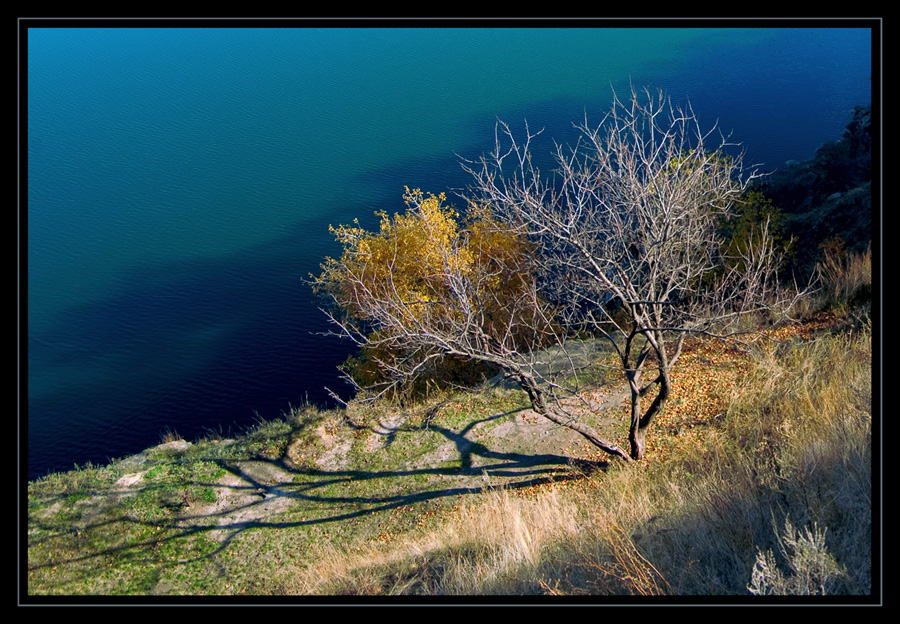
xmin=314 ymin=86 xmax=807 ymax=463
xmin=463 ymin=86 xmax=807 ymax=459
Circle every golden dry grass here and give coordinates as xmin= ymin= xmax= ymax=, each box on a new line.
xmin=267 ymin=312 xmax=871 ymax=597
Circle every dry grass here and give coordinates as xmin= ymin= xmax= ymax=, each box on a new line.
xmin=816 ymin=239 xmax=872 ymax=318
xmin=260 ymin=314 xmax=872 ymax=598
xmin=27 ymin=245 xmax=873 ymax=599
xmin=223 ymin=244 xmax=875 ymax=598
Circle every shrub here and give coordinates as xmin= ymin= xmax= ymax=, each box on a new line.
xmin=313 ymin=187 xmax=550 ymax=401
xmin=748 ymin=517 xmax=848 ymax=596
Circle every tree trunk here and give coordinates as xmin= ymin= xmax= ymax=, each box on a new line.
xmin=629 ymin=421 xmax=648 ymax=460
xmin=628 ymin=389 xmax=647 ymax=460
xmin=628 ymin=368 xmax=671 ymax=460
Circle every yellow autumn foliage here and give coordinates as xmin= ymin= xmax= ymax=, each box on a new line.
xmin=313 ymin=188 xmax=552 ymax=396
xmin=321 ymin=188 xmax=470 ymax=325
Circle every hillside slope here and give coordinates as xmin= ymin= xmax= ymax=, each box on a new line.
xmin=757 ymin=104 xmax=873 ymax=272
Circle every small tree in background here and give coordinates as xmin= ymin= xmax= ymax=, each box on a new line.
xmin=313 ymin=188 xmax=495 ymax=398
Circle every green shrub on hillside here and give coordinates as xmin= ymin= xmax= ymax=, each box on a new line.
xmin=721 ymin=189 xmax=792 ymax=273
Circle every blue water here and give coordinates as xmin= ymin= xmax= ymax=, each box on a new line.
xmin=25 ymin=25 xmax=873 ymax=480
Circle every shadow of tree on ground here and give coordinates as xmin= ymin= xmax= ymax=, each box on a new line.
xmin=27 ymin=405 xmax=609 ymax=592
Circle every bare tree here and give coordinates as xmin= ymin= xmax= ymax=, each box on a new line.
xmin=462 ymin=85 xmax=802 ymax=459
xmin=312 ymin=188 xmax=632 ymax=462
xmin=313 ymin=87 xmax=803 ymax=464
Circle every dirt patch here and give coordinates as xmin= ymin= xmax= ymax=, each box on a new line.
xmin=364 ymin=411 xmax=407 ymax=454
xmin=97 ymin=382 xmax=632 ymax=539
xmin=473 ymin=387 xmax=629 ymax=461
xmin=181 ymin=460 xmax=297 ymax=539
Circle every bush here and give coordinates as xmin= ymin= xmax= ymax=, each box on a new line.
xmin=721 ymin=189 xmax=792 ymax=272
xmin=748 ymin=517 xmax=848 ymax=596
xmin=313 ymin=188 xmax=549 ymax=401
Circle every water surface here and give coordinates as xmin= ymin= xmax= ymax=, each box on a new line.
xmin=25 ymin=25 xmax=873 ymax=479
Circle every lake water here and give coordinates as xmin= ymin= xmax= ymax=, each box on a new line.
xmin=25 ymin=24 xmax=873 ymax=480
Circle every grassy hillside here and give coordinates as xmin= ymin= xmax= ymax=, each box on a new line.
xmin=26 ymin=105 xmax=876 ymax=599
xmin=25 ymin=244 xmax=874 ymax=600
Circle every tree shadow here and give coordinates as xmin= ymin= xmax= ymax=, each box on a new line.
xmin=26 ymin=407 xmax=609 ymax=586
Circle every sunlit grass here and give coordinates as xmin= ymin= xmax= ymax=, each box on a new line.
xmin=262 ymin=318 xmax=872 ymax=597
xmin=27 ymin=304 xmax=873 ymax=598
